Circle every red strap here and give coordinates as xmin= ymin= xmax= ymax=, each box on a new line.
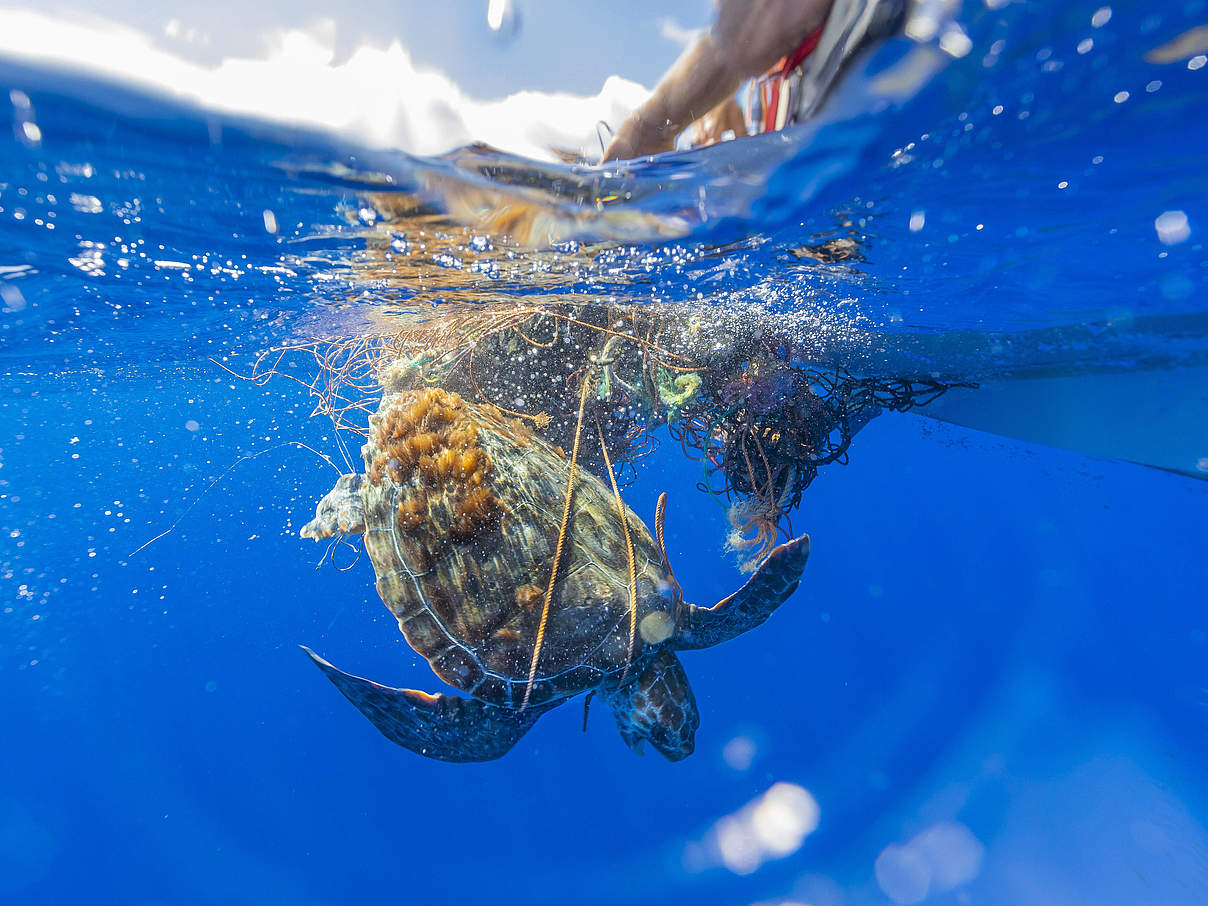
xmin=752 ymin=16 xmax=830 ymax=134
xmin=781 ymin=18 xmax=828 ymax=75
xmin=764 ymin=78 xmax=781 ymax=132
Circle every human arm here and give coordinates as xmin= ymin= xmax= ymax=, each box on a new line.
xmin=602 ymin=0 xmax=834 ymax=162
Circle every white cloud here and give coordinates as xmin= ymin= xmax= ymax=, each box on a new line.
xmin=163 ymin=18 xmax=209 ymax=47
xmin=0 ymin=9 xmax=648 ymax=161
xmin=658 ymin=16 xmax=705 ymax=49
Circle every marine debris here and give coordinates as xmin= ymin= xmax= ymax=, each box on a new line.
xmin=268 ymin=188 xmax=970 ymax=762
xmin=244 ymin=298 xmax=962 ymax=569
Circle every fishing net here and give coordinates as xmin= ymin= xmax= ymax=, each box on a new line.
xmin=238 ymin=298 xmax=968 ymax=569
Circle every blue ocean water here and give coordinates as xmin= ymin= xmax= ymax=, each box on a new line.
xmin=2 ymin=2 xmax=1207 ymax=905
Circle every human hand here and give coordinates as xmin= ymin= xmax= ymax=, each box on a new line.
xmin=683 ymin=96 xmax=746 ymax=150
xmin=602 ymin=112 xmax=677 ymax=163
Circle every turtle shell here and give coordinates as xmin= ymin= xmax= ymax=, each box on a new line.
xmin=358 ymin=387 xmax=679 ymax=708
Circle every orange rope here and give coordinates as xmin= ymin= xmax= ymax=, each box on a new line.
xmin=522 ymin=370 xmax=591 ymax=710
xmin=654 ymin=492 xmax=683 ymax=603
xmin=512 ymin=315 xmax=560 ymax=349
xmin=466 ymin=343 xmax=549 ymax=426
xmin=595 ymin=416 xmax=638 ymax=687
xmin=540 ymin=310 xmax=694 ymax=363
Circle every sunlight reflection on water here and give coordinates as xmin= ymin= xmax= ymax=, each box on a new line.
xmin=686 ymin=782 xmax=822 ymax=876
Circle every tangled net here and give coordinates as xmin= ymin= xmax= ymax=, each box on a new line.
xmin=232 ymin=300 xmax=969 ymax=570
xmin=668 ymin=342 xmax=963 ymax=569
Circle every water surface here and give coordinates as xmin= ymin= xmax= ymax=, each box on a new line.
xmin=2 ymin=2 xmax=1207 ymax=904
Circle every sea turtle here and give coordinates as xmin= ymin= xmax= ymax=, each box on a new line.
xmin=300 ymin=386 xmax=809 ymax=762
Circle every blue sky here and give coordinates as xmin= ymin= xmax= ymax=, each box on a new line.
xmin=1 ymin=1 xmax=724 ymax=158
xmin=29 ymin=0 xmax=714 ymax=96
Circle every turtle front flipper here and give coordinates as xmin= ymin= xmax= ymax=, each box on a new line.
xmin=675 ymin=534 xmax=810 ymax=651
xmin=300 ymin=474 xmax=366 ymax=540
xmin=302 ymin=647 xmax=542 ymax=762
xmin=601 ymin=649 xmax=699 ymax=761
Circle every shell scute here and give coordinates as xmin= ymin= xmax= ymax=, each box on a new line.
xmin=431 ymin=646 xmax=483 ymax=690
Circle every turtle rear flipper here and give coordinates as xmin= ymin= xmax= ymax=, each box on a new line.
xmin=301 ymin=474 xmax=366 ymax=540
xmin=675 ymin=535 xmax=810 ymax=651
xmin=302 ymin=647 xmax=541 ymax=762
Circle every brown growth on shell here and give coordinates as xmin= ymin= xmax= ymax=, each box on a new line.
xmin=446 ymin=425 xmax=478 ymax=449
xmin=410 ymin=433 xmax=439 ymax=459
xmin=452 ymin=485 xmax=498 ymax=541
xmin=513 ymin=583 xmax=543 ymax=611
xmin=435 ymin=447 xmax=460 ymax=479
xmin=455 ymin=448 xmax=482 ymax=478
xmin=371 ymin=388 xmax=501 ymax=542
xmin=396 ymin=493 xmax=427 ymax=532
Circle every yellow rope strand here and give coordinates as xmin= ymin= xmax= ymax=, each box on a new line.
xmin=655 ymin=492 xmax=667 ymax=557
xmin=522 ymin=370 xmax=592 ymax=710
xmin=595 ymin=416 xmax=638 ymax=687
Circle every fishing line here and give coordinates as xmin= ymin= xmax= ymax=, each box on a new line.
xmin=315 ymin=534 xmax=362 ymax=572
xmin=129 ymin=441 xmax=344 ymax=557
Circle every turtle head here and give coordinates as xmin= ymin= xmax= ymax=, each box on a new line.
xmin=602 ymin=649 xmax=699 ymax=762
xmin=301 ymin=474 xmax=366 ymax=540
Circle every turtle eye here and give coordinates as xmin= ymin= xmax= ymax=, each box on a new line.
xmin=639 ymin=610 xmax=675 ymax=645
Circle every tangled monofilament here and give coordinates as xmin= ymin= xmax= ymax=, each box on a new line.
xmin=232 ymin=301 xmax=968 ymax=569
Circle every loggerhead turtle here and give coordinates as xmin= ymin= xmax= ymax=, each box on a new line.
xmin=300 ymin=386 xmax=809 ymax=762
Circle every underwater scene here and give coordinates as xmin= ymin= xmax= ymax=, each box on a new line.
xmin=2 ymin=0 xmax=1207 ymax=903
